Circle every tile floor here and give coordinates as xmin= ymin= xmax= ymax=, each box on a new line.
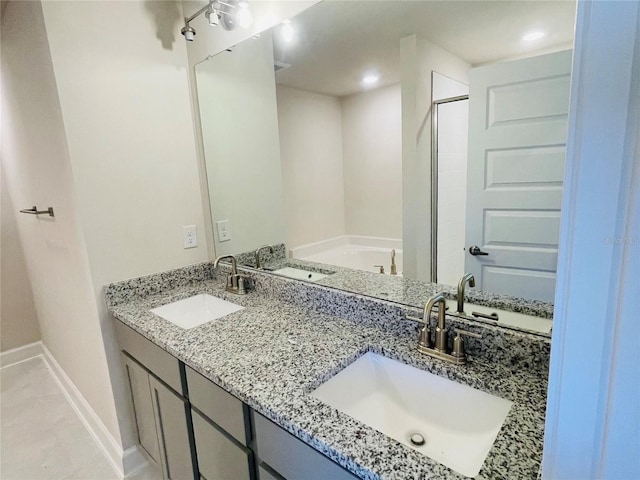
xmin=1 ymin=356 xmax=160 ymax=480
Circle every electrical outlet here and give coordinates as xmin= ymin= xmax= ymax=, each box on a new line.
xmin=183 ymin=225 xmax=197 ymax=249
xmin=216 ymin=219 xmax=231 ymax=242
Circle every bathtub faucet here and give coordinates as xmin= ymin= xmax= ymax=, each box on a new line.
xmin=390 ymin=249 xmax=398 ymax=275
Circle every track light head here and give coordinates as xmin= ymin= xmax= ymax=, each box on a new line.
xmin=180 ymin=0 xmax=251 ymax=42
xmin=181 ymin=24 xmax=196 ymax=41
xmin=205 ymin=5 xmax=219 ymax=26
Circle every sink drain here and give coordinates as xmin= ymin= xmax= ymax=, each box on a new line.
xmin=409 ymin=432 xmax=426 ymax=446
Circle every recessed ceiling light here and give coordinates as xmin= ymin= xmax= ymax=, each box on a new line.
xmin=362 ymin=74 xmax=380 ymax=86
xmin=523 ymin=31 xmax=545 ymax=42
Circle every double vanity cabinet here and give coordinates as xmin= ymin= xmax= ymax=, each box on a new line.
xmin=115 ymin=321 xmax=357 ymax=480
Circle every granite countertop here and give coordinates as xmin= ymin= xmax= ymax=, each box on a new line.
xmin=106 ymin=276 xmax=547 ymax=480
xmin=234 ymin=242 xmax=553 ymax=321
xmin=260 ymin=257 xmax=554 ymax=322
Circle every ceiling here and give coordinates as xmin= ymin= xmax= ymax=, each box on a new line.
xmin=271 ymin=0 xmax=576 ymax=97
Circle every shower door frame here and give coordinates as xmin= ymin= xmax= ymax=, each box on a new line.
xmin=430 ymin=94 xmax=469 ymax=283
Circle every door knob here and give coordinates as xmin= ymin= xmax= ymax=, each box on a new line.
xmin=469 ymin=246 xmax=489 ymax=256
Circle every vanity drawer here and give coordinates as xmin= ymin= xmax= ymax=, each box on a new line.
xmin=186 ymin=366 xmax=247 ymax=445
xmin=192 ymin=409 xmax=252 ymax=480
xmin=115 ymin=321 xmax=183 ymax=395
xmin=258 ymin=464 xmax=283 ymax=480
xmin=254 ymin=413 xmax=358 ymax=480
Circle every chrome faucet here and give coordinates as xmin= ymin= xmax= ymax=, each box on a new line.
xmin=213 ymin=254 xmax=248 ymax=295
xmin=457 ymin=273 xmax=475 ymax=313
xmin=390 ymin=249 xmax=398 ymax=275
xmin=408 ymin=293 xmax=482 ymax=365
xmin=254 ymin=244 xmax=274 ymax=269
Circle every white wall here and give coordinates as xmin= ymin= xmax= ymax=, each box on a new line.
xmin=197 ymin=33 xmax=286 ymax=255
xmin=401 ymin=35 xmax=470 ymax=281
xmin=9 ymin=0 xmax=208 ymax=458
xmin=0 ymin=166 xmax=42 ymax=352
xmin=341 ymin=84 xmax=402 ymax=239
xmin=42 ymin=1 xmax=208 ymax=285
xmin=276 ymin=85 xmax=346 ymax=249
xmin=1 ymin=0 xmax=119 ymax=445
xmin=276 ymin=83 xmax=402 ymax=249
xmin=41 ymin=0 xmax=209 ymax=452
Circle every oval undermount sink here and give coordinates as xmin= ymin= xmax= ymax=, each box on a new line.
xmin=150 ymin=294 xmax=244 ymax=329
xmin=311 ymin=352 xmax=512 ymax=478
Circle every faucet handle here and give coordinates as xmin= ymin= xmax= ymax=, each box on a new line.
xmin=407 ymin=315 xmax=432 ymax=347
xmin=236 ymin=274 xmax=249 ymax=295
xmin=374 ymin=265 xmax=385 ymax=274
xmin=454 ymin=328 xmax=482 ymax=339
xmin=418 ymin=325 xmax=432 ymax=349
xmin=390 ymin=249 xmax=398 ymax=275
xmin=407 ymin=315 xmax=426 ymax=324
xmin=452 ymin=328 xmax=482 ymax=359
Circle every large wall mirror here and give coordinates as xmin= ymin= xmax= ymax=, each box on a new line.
xmin=195 ymin=0 xmax=576 ymax=335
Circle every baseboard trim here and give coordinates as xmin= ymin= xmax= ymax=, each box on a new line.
xmin=123 ymin=445 xmax=151 ymax=479
xmin=125 ymin=444 xmax=158 ymax=479
xmin=39 ymin=343 xmax=148 ymax=479
xmin=0 ymin=341 xmax=44 ymax=368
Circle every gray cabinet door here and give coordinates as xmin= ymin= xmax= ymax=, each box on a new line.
xmin=186 ymin=366 xmax=247 ymax=445
xmin=149 ymin=376 xmax=196 ymax=480
xmin=254 ymin=413 xmax=357 ymax=480
xmin=122 ymin=354 xmax=160 ymax=464
xmin=192 ymin=409 xmax=251 ymax=480
xmin=258 ymin=464 xmax=283 ymax=480
xmin=116 ymin=321 xmax=183 ymax=394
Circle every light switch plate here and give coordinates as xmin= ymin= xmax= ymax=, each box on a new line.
xmin=216 ymin=219 xmax=231 ymax=242
xmin=183 ymin=225 xmax=197 ymax=249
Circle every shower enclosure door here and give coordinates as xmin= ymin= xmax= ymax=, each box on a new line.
xmin=433 ymin=96 xmax=469 ymax=287
xmin=465 ymin=50 xmax=572 ymax=302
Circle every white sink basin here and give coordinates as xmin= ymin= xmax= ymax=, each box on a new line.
xmin=311 ymin=353 xmax=512 ymax=478
xmin=446 ymin=299 xmax=552 ymax=334
xmin=150 ymin=294 xmax=244 ymax=329
xmin=272 ymin=267 xmax=328 ymax=282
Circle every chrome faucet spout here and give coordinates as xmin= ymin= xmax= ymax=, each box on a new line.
xmin=213 ymin=254 xmax=247 ymax=295
xmin=254 ymin=244 xmax=274 ymax=269
xmin=214 ymin=254 xmax=238 ymax=274
xmin=425 ymin=294 xmax=447 ymax=352
xmin=457 ymin=273 xmax=475 ymax=313
xmin=425 ymin=293 xmax=446 ymax=329
xmin=411 ymin=292 xmax=481 ymax=365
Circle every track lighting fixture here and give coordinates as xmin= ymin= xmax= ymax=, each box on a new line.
xmin=205 ymin=4 xmax=219 ymax=27
xmin=181 ymin=0 xmax=252 ymax=42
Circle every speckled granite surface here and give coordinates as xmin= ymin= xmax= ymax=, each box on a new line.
xmin=247 ymin=267 xmax=551 ymax=375
xmin=260 ymin=257 xmax=554 ymax=322
xmin=105 ymin=263 xmax=549 ymax=480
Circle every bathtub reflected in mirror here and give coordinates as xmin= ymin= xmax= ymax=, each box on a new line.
xmin=291 ymin=237 xmax=403 ymax=277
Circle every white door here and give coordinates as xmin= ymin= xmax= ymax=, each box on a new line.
xmin=465 ymin=50 xmax=572 ymax=302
